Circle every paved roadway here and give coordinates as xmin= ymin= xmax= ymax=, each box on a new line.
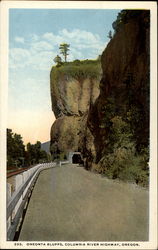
xmin=19 ymin=164 xmax=149 ymax=241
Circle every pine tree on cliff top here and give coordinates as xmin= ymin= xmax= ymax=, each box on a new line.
xmin=59 ymin=43 xmax=70 ymax=62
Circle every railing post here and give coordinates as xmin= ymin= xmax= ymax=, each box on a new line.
xmin=7 ymin=183 xmax=12 ymax=230
xmin=13 ymin=174 xmax=23 ymax=221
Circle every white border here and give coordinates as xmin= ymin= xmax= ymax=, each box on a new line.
xmin=0 ymin=1 xmax=157 ymax=249
xmin=0 ymin=1 xmax=157 ymax=9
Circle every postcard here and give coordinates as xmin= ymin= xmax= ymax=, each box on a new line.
xmin=0 ymin=1 xmax=157 ymax=249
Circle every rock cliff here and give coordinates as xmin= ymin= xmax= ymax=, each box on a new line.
xmin=50 ymin=60 xmax=101 ymax=159
xmin=50 ymin=10 xmax=149 ymax=186
xmin=87 ymin=10 xmax=150 ymax=185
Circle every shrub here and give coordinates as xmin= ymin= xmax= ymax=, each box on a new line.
xmin=98 ymin=116 xmax=149 ymax=186
xmin=73 ymin=59 xmax=81 ymax=65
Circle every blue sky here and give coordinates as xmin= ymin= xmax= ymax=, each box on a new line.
xmin=8 ymin=8 xmax=120 ymax=144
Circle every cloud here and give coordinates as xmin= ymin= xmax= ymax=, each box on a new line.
xmin=42 ymin=32 xmax=63 ymax=45
xmin=9 ymin=48 xmax=31 ymax=68
xmin=68 ymin=47 xmax=84 ymax=61
xmin=15 ymin=36 xmax=25 ymax=44
xmin=10 ymin=44 xmax=56 ymax=71
xmin=58 ymin=29 xmax=104 ymax=50
xmin=28 ymin=51 xmax=54 ymax=70
xmin=43 ymin=29 xmax=105 ymax=53
xmin=30 ymin=34 xmax=39 ymax=42
xmin=9 ymin=29 xmax=106 ymax=70
xmin=30 ymin=41 xmax=53 ymax=52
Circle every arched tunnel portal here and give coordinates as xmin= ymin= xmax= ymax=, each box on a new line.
xmin=68 ymin=152 xmax=84 ymax=165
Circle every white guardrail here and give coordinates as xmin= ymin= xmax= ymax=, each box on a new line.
xmin=7 ymin=160 xmax=70 ymax=240
xmin=7 ymin=162 xmax=57 ymax=240
xmin=59 ymin=160 xmax=69 ymax=167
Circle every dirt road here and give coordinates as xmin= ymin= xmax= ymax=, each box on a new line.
xmin=19 ymin=164 xmax=149 ymax=241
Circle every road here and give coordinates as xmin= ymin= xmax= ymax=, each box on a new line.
xmin=19 ymin=164 xmax=149 ymax=241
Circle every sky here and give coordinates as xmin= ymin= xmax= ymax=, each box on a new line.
xmin=8 ymin=8 xmax=120 ymax=145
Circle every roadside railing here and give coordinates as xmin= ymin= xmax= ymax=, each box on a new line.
xmin=7 ymin=162 xmax=56 ymax=240
xmin=59 ymin=160 xmax=69 ymax=167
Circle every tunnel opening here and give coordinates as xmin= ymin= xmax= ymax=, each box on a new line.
xmin=72 ymin=154 xmax=83 ymax=164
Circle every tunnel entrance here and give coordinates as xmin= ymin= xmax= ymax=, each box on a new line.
xmin=72 ymin=154 xmax=82 ymax=164
xmin=68 ymin=152 xmax=83 ymax=165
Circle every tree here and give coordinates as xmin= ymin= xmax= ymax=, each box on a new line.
xmin=54 ymin=55 xmax=62 ymax=66
xmin=7 ymin=129 xmax=49 ymax=169
xmin=59 ymin=43 xmax=70 ymax=62
xmin=26 ymin=141 xmax=48 ymax=165
xmin=7 ymin=129 xmax=25 ymax=169
xmin=107 ymin=30 xmax=112 ymax=39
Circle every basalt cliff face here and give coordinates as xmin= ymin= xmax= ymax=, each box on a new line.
xmin=86 ymin=10 xmax=150 ymax=185
xmin=50 ymin=61 xmax=101 ymax=159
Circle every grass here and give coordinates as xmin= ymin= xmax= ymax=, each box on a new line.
xmin=50 ymin=59 xmax=102 ymax=82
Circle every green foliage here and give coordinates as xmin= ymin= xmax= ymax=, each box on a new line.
xmin=50 ymin=142 xmax=60 ymax=160
xmin=126 ymin=105 xmax=149 ymax=151
xmin=50 ymin=143 xmax=67 ymax=161
xmin=7 ymin=129 xmax=49 ymax=169
xmin=53 ymin=55 xmax=62 ymax=66
xmin=7 ymin=129 xmax=25 ymax=169
xmin=51 ymin=59 xmax=101 ymax=82
xmin=73 ymin=59 xmax=81 ymax=65
xmin=98 ymin=116 xmax=149 ymax=186
xmin=59 ymin=43 xmax=70 ymax=62
xmin=99 ymin=97 xmax=115 ymax=129
xmin=59 ymin=152 xmax=67 ymax=161
xmin=97 ymin=67 xmax=149 ymax=186
xmin=26 ymin=141 xmax=48 ymax=165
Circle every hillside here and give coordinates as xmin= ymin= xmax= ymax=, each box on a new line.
xmin=41 ymin=141 xmax=50 ymax=154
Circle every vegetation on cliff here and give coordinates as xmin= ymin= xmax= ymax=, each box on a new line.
xmin=51 ymin=58 xmax=101 ymax=82
xmin=96 ymin=114 xmax=149 ymax=186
